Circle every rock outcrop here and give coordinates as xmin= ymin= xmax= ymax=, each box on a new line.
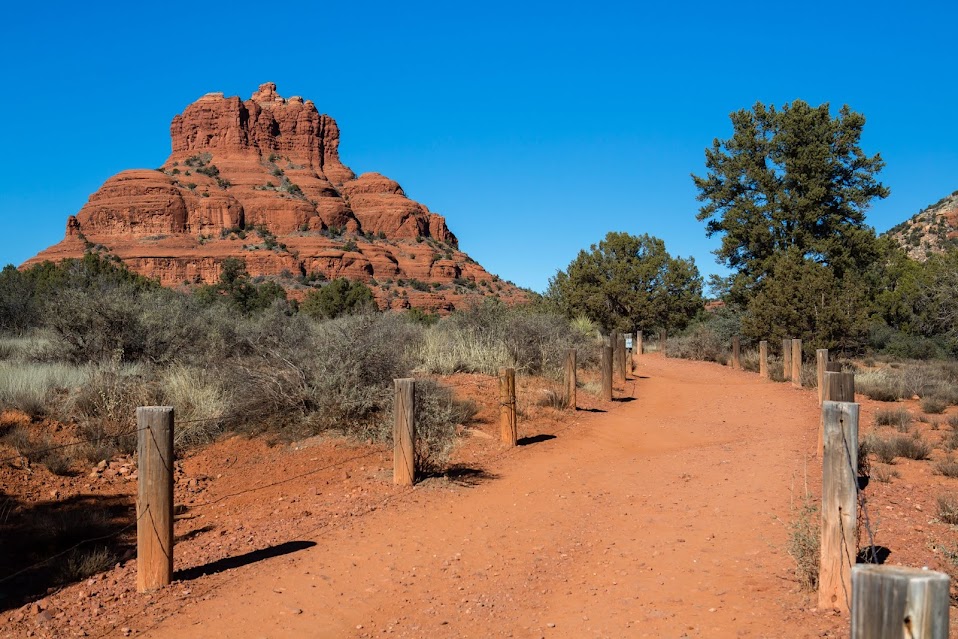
xmin=886 ymin=190 xmax=958 ymax=260
xmin=25 ymin=83 xmax=523 ymax=311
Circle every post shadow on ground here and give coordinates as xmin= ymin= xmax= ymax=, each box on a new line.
xmin=175 ymin=540 xmax=317 ymax=581
xmin=575 ymin=407 xmax=606 ymax=413
xmin=857 ymin=545 xmax=891 ymax=565
xmin=612 ymin=396 xmax=637 ymax=403
xmin=517 ymin=434 xmax=556 ymax=447
xmin=422 ymin=465 xmax=499 ymax=487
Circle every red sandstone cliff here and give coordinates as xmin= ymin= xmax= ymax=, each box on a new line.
xmin=25 ymin=83 xmax=523 ymax=311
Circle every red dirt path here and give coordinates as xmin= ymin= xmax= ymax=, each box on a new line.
xmin=4 ymin=353 xmax=958 ymax=638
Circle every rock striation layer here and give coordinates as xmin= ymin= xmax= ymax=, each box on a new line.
xmin=25 ymin=83 xmax=522 ymax=311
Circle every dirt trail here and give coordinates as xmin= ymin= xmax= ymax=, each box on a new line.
xmin=127 ymin=354 xmax=842 ymax=639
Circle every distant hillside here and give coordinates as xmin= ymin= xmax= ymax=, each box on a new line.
xmin=885 ymin=189 xmax=958 ymax=260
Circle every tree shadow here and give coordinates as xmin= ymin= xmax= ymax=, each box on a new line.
xmin=433 ymin=465 xmax=499 ymax=487
xmin=857 ymin=545 xmax=891 ymax=565
xmin=0 ymin=491 xmax=135 ymax=611
xmin=175 ymin=540 xmax=317 ymax=582
xmin=518 ymin=434 xmax=557 ymax=447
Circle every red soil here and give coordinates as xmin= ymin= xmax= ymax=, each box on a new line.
xmin=2 ymin=354 xmax=958 ymax=638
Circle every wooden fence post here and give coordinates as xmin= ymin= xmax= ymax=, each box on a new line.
xmin=601 ymin=345 xmax=613 ymax=401
xmin=636 ymin=331 xmax=643 ymax=357
xmin=611 ymin=332 xmax=622 ymax=380
xmin=499 ymin=368 xmax=517 ymax=446
xmin=731 ymin=336 xmax=741 ymax=369
xmin=137 ymin=406 xmax=174 ymax=593
xmin=791 ymin=339 xmax=803 ymax=388
xmin=782 ymin=337 xmax=792 ymax=380
xmin=393 ymin=378 xmax=416 ymax=486
xmin=817 ymin=349 xmax=829 ymax=405
xmin=819 ymin=400 xmax=859 ymax=612
xmin=565 ymin=349 xmax=576 ymax=410
xmin=659 ymin=330 xmax=667 ymax=357
xmin=619 ymin=333 xmax=628 ymax=382
xmin=759 ymin=340 xmax=768 ymax=379
xmin=851 ymin=565 xmax=950 ymax=638
xmin=819 ymin=371 xmax=856 ymax=459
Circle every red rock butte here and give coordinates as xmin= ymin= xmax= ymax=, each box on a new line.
xmin=25 ymin=82 xmax=524 ymax=311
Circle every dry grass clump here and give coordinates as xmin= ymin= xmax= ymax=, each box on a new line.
xmin=0 ymin=362 xmax=90 ymax=417
xmin=785 ymin=496 xmax=819 ymax=591
xmin=535 ymin=386 xmax=568 ymax=410
xmin=799 ymin=362 xmax=818 ymax=388
xmin=937 ymin=493 xmax=958 ymax=525
xmin=871 ymin=463 xmax=900 ymax=483
xmin=856 ymin=369 xmax=905 ymax=402
xmin=159 ymin=365 xmax=233 ymax=449
xmin=874 ymin=407 xmax=912 ymax=432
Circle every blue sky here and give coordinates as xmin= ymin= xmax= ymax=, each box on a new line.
xmin=1 ymin=1 xmax=955 ymax=293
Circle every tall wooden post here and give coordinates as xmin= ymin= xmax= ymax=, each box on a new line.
xmin=611 ymin=332 xmax=622 ymax=380
xmin=731 ymin=336 xmax=741 ymax=369
xmin=601 ymin=346 xmax=613 ymax=401
xmin=782 ymin=337 xmax=792 ymax=380
xmin=636 ymin=331 xmax=643 ymax=357
xmin=393 ymin=379 xmax=416 ymax=486
xmin=816 ymin=349 xmax=829 ymax=405
xmin=759 ymin=340 xmax=768 ymax=379
xmin=499 ymin=368 xmax=517 ymax=446
xmin=564 ymin=349 xmax=576 ymax=410
xmin=659 ymin=330 xmax=667 ymax=357
xmin=851 ymin=566 xmax=950 ymax=638
xmin=137 ymin=406 xmax=174 ymax=593
xmin=819 ymin=400 xmax=859 ymax=612
xmin=819 ymin=371 xmax=856 ymax=459
xmin=791 ymin=339 xmax=803 ymax=388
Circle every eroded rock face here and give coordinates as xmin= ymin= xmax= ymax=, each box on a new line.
xmin=25 ymin=83 xmax=522 ymax=312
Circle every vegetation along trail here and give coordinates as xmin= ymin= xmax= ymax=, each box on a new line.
xmin=136 ymin=354 xmax=835 ymax=639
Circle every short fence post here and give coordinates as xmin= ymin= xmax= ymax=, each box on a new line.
xmin=759 ymin=340 xmax=768 ymax=378
xmin=393 ymin=378 xmax=416 ymax=486
xmin=636 ymin=330 xmax=643 ymax=357
xmin=499 ymin=368 xmax=517 ymax=446
xmin=851 ymin=565 xmax=950 ymax=638
xmin=601 ymin=345 xmax=613 ymax=401
xmin=791 ymin=339 xmax=802 ymax=388
xmin=819 ymin=371 xmax=856 ymax=458
xmin=782 ymin=337 xmax=792 ymax=380
xmin=659 ymin=330 xmax=667 ymax=357
xmin=565 ymin=349 xmax=576 ymax=410
xmin=136 ymin=406 xmax=174 ymax=593
xmin=817 ymin=349 xmax=829 ymax=405
xmin=819 ymin=400 xmax=859 ymax=612
xmin=731 ymin=336 xmax=741 ymax=369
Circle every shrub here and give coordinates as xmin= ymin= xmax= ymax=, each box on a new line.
xmin=665 ymin=322 xmax=727 ymax=363
xmin=871 ymin=463 xmax=900 ymax=483
xmin=938 ymin=494 xmax=958 ymax=525
xmin=59 ymin=546 xmax=117 ymax=582
xmin=300 ymin=279 xmax=375 ymax=320
xmin=921 ymin=396 xmax=948 ymax=414
xmin=874 ymin=408 xmax=911 ymax=432
xmin=159 ymin=365 xmax=233 ymax=449
xmin=935 ymin=457 xmax=958 ymax=478
xmin=895 ymin=434 xmax=933 ymax=460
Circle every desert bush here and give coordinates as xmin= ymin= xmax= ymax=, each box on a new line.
xmin=535 ymin=386 xmax=567 ymax=409
xmin=767 ymin=356 xmax=787 ymax=382
xmin=866 ymin=434 xmax=898 ymax=464
xmin=856 ymin=369 xmax=905 ymax=402
xmin=62 ymin=361 xmax=157 ymax=461
xmin=740 ymin=348 xmax=760 ymax=373
xmin=938 ymin=493 xmax=958 ymax=525
xmin=874 ymin=408 xmax=912 ymax=432
xmin=921 ymin=396 xmax=948 ymax=414
xmin=665 ymin=322 xmax=728 ymax=364
xmin=895 ymin=434 xmax=933 ymax=460
xmin=941 ymin=429 xmax=958 ymax=453
xmin=786 ymin=496 xmax=819 ymax=591
xmin=800 ymin=362 xmax=818 ymax=388
xmin=58 ymin=546 xmax=117 ymax=582
xmin=418 ymin=301 xmax=597 ymax=377
xmin=935 ymin=457 xmax=958 ymax=478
